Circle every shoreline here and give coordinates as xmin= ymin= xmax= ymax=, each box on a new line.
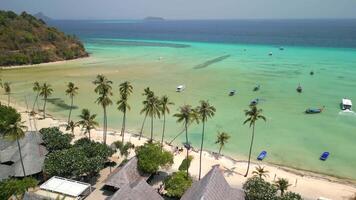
xmin=0 ymin=56 xmax=91 ymax=70
xmin=2 ymin=99 xmax=356 ymax=200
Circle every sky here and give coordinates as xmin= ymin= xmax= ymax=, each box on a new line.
xmin=1 ymin=0 xmax=356 ymax=20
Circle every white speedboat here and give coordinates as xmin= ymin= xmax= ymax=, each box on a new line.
xmin=176 ymin=85 xmax=185 ymax=92
xmin=341 ymin=98 xmax=352 ymax=111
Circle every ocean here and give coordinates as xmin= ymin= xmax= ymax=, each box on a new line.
xmin=2 ymin=19 xmax=356 ymax=179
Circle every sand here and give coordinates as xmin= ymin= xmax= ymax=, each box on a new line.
xmin=5 ymin=100 xmax=356 ymax=200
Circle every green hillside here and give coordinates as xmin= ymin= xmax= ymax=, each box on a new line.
xmin=0 ymin=10 xmax=88 ymax=66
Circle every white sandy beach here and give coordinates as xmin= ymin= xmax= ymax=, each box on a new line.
xmin=0 ymin=57 xmax=91 ymax=70
xmin=4 ymin=100 xmax=356 ymax=200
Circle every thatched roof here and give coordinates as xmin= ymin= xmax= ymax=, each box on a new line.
xmin=104 ymin=157 xmax=149 ymax=189
xmin=110 ymin=179 xmax=163 ymax=200
xmin=0 ymin=132 xmax=48 ymax=180
xmin=181 ymin=165 xmax=245 ymax=200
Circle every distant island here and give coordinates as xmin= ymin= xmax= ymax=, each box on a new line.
xmin=33 ymin=12 xmax=52 ymax=22
xmin=0 ymin=10 xmax=88 ymax=67
xmin=144 ymin=16 xmax=165 ymax=21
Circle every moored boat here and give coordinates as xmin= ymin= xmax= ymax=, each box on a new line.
xmin=296 ymin=84 xmax=302 ymax=93
xmin=257 ymin=151 xmax=267 ymax=161
xmin=341 ymin=98 xmax=352 ymax=111
xmin=320 ymin=152 xmax=329 ymax=161
xmin=305 ymin=106 xmax=324 ymax=114
xmin=176 ymin=85 xmax=185 ymax=92
xmin=229 ymin=90 xmax=236 ymax=96
xmin=253 ymin=85 xmax=260 ymax=92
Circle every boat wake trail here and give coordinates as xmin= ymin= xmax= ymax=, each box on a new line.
xmin=194 ymin=55 xmax=231 ymax=69
xmin=338 ymin=110 xmax=356 ymax=116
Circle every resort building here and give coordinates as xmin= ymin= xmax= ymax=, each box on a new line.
xmin=110 ymin=179 xmax=164 ymax=200
xmin=181 ymin=165 xmax=245 ymax=200
xmin=104 ymin=156 xmax=149 ymax=190
xmin=0 ymin=131 xmax=48 ymax=180
xmin=23 ymin=176 xmax=92 ymax=200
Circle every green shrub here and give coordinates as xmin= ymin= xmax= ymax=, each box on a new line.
xmin=164 ymin=171 xmax=192 ymax=198
xmin=113 ymin=140 xmax=135 ymax=157
xmin=136 ymin=142 xmax=174 ymax=174
xmin=39 ymin=127 xmax=73 ymax=152
xmin=0 ymin=105 xmax=21 ymax=133
xmin=0 ymin=177 xmax=38 ymax=200
xmin=277 ymin=192 xmax=302 ymax=200
xmin=243 ymin=176 xmax=278 ymax=200
xmin=178 ymin=155 xmax=193 ymax=171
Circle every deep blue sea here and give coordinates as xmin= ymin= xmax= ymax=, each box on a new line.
xmin=48 ymin=19 xmax=356 ymax=48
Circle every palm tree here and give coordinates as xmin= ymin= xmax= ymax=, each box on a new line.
xmin=39 ymin=83 xmax=53 ymax=119
xmin=65 ymin=82 xmax=79 ymax=123
xmin=3 ymin=119 xmax=27 ymax=176
xmin=274 ymin=178 xmax=291 ymax=196
xmin=139 ymin=87 xmax=154 ymax=140
xmin=93 ymin=74 xmax=113 ymax=144
xmin=215 ymin=131 xmax=230 ymax=158
xmin=32 ymin=82 xmax=41 ymax=112
xmin=243 ymin=105 xmax=266 ymax=177
xmin=78 ymin=109 xmax=99 ymax=140
xmin=66 ymin=120 xmax=78 ymax=135
xmin=159 ymin=95 xmax=174 ymax=148
xmin=117 ymin=81 xmax=133 ymax=143
xmin=173 ymin=104 xmax=199 ymax=177
xmin=196 ymin=100 xmax=216 ymax=180
xmin=3 ymin=82 xmax=11 ymax=106
xmin=141 ymin=95 xmax=161 ymax=142
xmin=252 ymin=165 xmax=269 ymax=179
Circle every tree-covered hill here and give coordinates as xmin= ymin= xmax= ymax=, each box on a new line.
xmin=0 ymin=10 xmax=88 ymax=66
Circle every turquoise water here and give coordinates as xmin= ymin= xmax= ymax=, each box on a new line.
xmin=2 ymin=39 xmax=356 ymax=179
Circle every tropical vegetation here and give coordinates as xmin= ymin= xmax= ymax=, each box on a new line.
xmin=135 ymin=142 xmax=173 ymax=174
xmin=0 ymin=177 xmax=38 ymax=200
xmin=0 ymin=10 xmax=88 ymax=66
xmin=117 ymin=81 xmax=133 ymax=143
xmin=173 ymin=104 xmax=199 ymax=177
xmin=215 ymin=131 xmax=230 ymax=158
xmin=77 ymin=108 xmax=98 ymax=140
xmin=93 ymin=74 xmax=113 ymax=144
xmin=243 ymin=105 xmax=266 ymax=177
xmin=196 ymin=100 xmax=216 ymax=180
xmin=164 ymin=171 xmax=192 ymax=198
xmin=65 ymin=82 xmax=78 ymax=123
xmin=39 ymin=82 xmax=53 ymax=118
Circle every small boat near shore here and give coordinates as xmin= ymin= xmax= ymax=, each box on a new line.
xmin=250 ymin=98 xmax=259 ymax=106
xmin=305 ymin=106 xmax=324 ymax=114
xmin=296 ymin=84 xmax=302 ymax=93
xmin=253 ymin=85 xmax=260 ymax=92
xmin=229 ymin=90 xmax=236 ymax=96
xmin=176 ymin=85 xmax=185 ymax=92
xmin=341 ymin=98 xmax=352 ymax=111
xmin=257 ymin=151 xmax=267 ymax=161
xmin=320 ymin=152 xmax=329 ymax=161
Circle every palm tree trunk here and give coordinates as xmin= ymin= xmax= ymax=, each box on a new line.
xmin=185 ymin=121 xmax=189 ymax=178
xmin=168 ymin=128 xmax=185 ymax=145
xmin=218 ymin=145 xmax=223 ymax=158
xmin=7 ymin=94 xmax=10 ymax=106
xmin=32 ymin=93 xmax=39 ymax=112
xmin=139 ymin=113 xmax=148 ymax=140
xmin=43 ymin=97 xmax=47 ymax=118
xmin=198 ymin=121 xmax=205 ymax=180
xmin=244 ymin=124 xmax=255 ymax=177
xmin=68 ymin=96 xmax=73 ymax=123
xmin=150 ymin=115 xmax=154 ymax=142
xmin=121 ymin=110 xmax=126 ymax=143
xmin=160 ymin=113 xmax=166 ymax=150
xmin=16 ymin=137 xmax=26 ymax=177
xmin=88 ymin=129 xmax=91 ymax=140
xmin=103 ymin=106 xmax=107 ymax=144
